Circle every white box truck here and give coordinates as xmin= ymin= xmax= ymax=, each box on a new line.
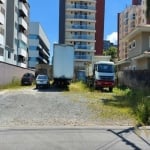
xmin=53 ymin=44 xmax=74 ymax=86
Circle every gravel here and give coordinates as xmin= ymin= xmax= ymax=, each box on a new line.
xmin=0 ymin=87 xmax=134 ymax=128
xmin=0 ymin=87 xmax=101 ymax=128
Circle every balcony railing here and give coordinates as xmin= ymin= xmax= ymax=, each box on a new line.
xmin=66 ymin=14 xmax=95 ymax=20
xmin=66 ymin=35 xmax=95 ymax=40
xmin=0 ymin=13 xmax=5 ymax=25
xmin=75 ymin=55 xmax=92 ymax=60
xmin=67 ymin=24 xmax=95 ymax=30
xmin=18 ymin=48 xmax=28 ymax=58
xmin=75 ymin=24 xmax=94 ymax=30
xmin=66 ymin=4 xmax=96 ymax=11
xmin=19 ymin=2 xmax=28 ymax=16
xmin=75 ymin=45 xmax=94 ymax=50
xmin=18 ymin=32 xmax=28 ymax=44
xmin=19 ymin=17 xmax=28 ymax=30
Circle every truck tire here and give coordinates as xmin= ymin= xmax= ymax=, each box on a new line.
xmin=109 ymin=87 xmax=113 ymax=92
xmin=93 ymin=82 xmax=97 ymax=90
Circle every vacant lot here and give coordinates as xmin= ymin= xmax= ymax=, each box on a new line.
xmin=0 ymin=84 xmax=136 ymax=128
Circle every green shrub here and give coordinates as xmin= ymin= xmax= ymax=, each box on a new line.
xmin=120 ymin=88 xmax=150 ymax=125
xmin=136 ymin=97 xmax=150 ymax=125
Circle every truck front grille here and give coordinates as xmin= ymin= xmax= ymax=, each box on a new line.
xmin=100 ymin=76 xmax=114 ymax=81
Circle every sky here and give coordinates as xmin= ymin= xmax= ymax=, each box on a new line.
xmin=29 ymin=0 xmax=131 ymax=50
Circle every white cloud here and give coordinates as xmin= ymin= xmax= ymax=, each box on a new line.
xmin=106 ymin=32 xmax=118 ymax=44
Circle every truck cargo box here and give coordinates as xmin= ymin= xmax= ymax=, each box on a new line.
xmin=53 ymin=44 xmax=74 ymax=81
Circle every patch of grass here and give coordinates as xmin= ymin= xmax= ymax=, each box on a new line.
xmin=88 ymin=87 xmax=150 ymax=125
xmin=86 ymin=88 xmax=134 ymax=124
xmin=69 ymin=82 xmax=150 ymax=125
xmin=69 ymin=81 xmax=89 ymax=92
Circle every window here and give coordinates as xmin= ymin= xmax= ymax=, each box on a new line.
xmin=0 ymin=47 xmax=4 ymax=56
xmin=132 ymin=40 xmax=136 ymax=48
xmin=128 ymin=43 xmax=132 ymax=50
xmin=8 ymin=52 xmax=11 ymax=59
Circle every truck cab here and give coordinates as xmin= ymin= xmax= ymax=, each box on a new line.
xmin=93 ymin=61 xmax=115 ymax=92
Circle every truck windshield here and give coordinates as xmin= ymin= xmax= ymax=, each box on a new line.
xmin=97 ymin=64 xmax=114 ymax=73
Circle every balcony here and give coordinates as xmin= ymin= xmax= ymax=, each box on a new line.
xmin=66 ymin=14 xmax=95 ymax=22
xmin=74 ymin=45 xmax=95 ymax=52
xmin=18 ymin=48 xmax=27 ymax=57
xmin=66 ymin=35 xmax=95 ymax=42
xmin=19 ymin=17 xmax=28 ymax=30
xmin=38 ymin=56 xmax=47 ymax=64
xmin=66 ymin=24 xmax=95 ymax=32
xmin=41 ymin=48 xmax=50 ymax=57
xmin=66 ymin=4 xmax=96 ymax=12
xmin=19 ymin=2 xmax=28 ymax=16
xmin=0 ymin=13 xmax=5 ymax=25
xmin=18 ymin=33 xmax=28 ymax=44
xmin=74 ymin=55 xmax=92 ymax=62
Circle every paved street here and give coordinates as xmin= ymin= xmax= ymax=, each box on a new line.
xmin=0 ymin=127 xmax=150 ymax=150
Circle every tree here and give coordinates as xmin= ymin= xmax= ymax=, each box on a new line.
xmin=103 ymin=46 xmax=117 ymax=62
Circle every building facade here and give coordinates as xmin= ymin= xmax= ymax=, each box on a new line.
xmin=0 ymin=0 xmax=6 ymax=62
xmin=118 ymin=0 xmax=146 ymax=60
xmin=59 ymin=0 xmax=105 ymax=71
xmin=5 ymin=0 xmax=29 ymax=68
xmin=118 ymin=0 xmax=150 ymax=70
xmin=28 ymin=22 xmax=50 ymax=69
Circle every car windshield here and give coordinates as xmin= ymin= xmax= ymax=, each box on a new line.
xmin=37 ymin=75 xmax=48 ymax=80
xmin=97 ymin=64 xmax=114 ymax=73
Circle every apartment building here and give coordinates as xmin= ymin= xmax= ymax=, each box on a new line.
xmin=118 ymin=0 xmax=145 ymax=60
xmin=5 ymin=0 xmax=29 ymax=68
xmin=28 ymin=22 xmax=50 ymax=69
xmin=0 ymin=0 xmax=6 ymax=62
xmin=118 ymin=0 xmax=150 ymax=70
xmin=59 ymin=0 xmax=105 ymax=71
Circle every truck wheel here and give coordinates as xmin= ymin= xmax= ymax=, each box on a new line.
xmin=36 ymin=84 xmax=38 ymax=89
xmin=109 ymin=87 xmax=113 ymax=92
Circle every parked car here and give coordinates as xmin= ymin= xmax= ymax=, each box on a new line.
xmin=21 ymin=73 xmax=35 ymax=85
xmin=36 ymin=74 xmax=50 ymax=89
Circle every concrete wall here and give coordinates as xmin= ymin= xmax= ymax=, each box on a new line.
xmin=0 ymin=61 xmax=34 ymax=85
xmin=118 ymin=70 xmax=150 ymax=89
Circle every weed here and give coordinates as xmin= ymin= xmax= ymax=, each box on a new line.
xmin=69 ymin=82 xmax=150 ymax=125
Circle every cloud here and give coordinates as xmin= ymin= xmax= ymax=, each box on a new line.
xmin=106 ymin=32 xmax=118 ymax=44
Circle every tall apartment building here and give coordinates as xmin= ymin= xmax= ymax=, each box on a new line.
xmin=59 ymin=0 xmax=105 ymax=71
xmin=132 ymin=0 xmax=142 ymax=5
xmin=118 ymin=0 xmax=147 ymax=60
xmin=28 ymin=22 xmax=50 ymax=69
xmin=5 ymin=0 xmax=29 ymax=68
xmin=0 ymin=0 xmax=6 ymax=62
